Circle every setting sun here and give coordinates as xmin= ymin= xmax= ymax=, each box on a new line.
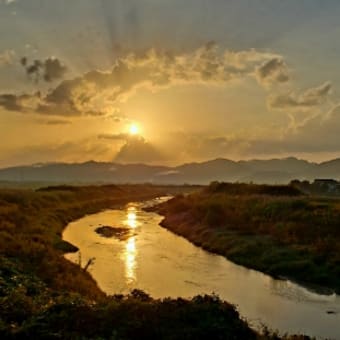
xmin=1 ymin=1 xmax=340 ymax=339
xmin=129 ymin=124 xmax=139 ymax=136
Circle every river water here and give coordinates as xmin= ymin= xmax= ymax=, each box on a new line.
xmin=63 ymin=197 xmax=340 ymax=339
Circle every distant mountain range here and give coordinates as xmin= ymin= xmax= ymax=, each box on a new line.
xmin=0 ymin=157 xmax=339 ymax=185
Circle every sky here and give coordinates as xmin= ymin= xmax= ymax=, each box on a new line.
xmin=1 ymin=0 xmax=340 ymax=167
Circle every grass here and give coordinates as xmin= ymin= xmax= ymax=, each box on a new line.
xmin=152 ymin=182 xmax=340 ymax=294
xmin=0 ymin=184 xmax=168 ymax=300
xmin=0 ymin=183 xmax=309 ymax=339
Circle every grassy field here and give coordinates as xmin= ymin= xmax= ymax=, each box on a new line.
xmin=152 ymin=182 xmax=340 ymax=294
xmin=0 ymin=184 xmax=310 ymax=339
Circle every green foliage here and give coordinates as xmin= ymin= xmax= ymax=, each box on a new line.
xmin=156 ymin=182 xmax=340 ymax=293
xmin=203 ymin=202 xmax=225 ymax=227
xmin=13 ymin=292 xmax=258 ymax=340
xmin=0 ymin=184 xmax=314 ymax=339
xmin=206 ymin=181 xmax=303 ymax=196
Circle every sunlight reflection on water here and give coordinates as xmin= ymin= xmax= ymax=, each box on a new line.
xmin=124 ymin=205 xmax=139 ymax=283
xmin=125 ymin=236 xmax=137 ymax=283
xmin=63 ymin=198 xmax=340 ymax=339
xmin=126 ymin=205 xmax=138 ymax=229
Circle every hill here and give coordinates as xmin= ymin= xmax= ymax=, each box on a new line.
xmin=0 ymin=157 xmax=339 ymax=185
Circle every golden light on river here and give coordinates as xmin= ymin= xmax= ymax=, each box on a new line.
xmin=126 ymin=206 xmax=137 ymax=229
xmin=125 ymin=236 xmax=136 ymax=282
xmin=124 ymin=204 xmax=138 ymax=283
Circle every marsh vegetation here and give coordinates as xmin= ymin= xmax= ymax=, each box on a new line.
xmin=0 ymin=184 xmax=310 ymax=339
xmin=152 ymin=182 xmax=340 ymax=294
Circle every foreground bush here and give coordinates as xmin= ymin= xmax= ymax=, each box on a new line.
xmin=5 ymin=291 xmax=256 ymax=340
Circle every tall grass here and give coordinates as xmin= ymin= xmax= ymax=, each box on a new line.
xmin=155 ymin=182 xmax=340 ymax=293
xmin=0 ymin=184 xmax=313 ymax=339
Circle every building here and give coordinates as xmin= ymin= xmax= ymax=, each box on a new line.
xmin=313 ymin=179 xmax=340 ymax=193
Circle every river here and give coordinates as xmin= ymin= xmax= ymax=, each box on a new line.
xmin=63 ymin=197 xmax=340 ymax=339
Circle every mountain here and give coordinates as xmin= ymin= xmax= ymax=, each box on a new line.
xmin=155 ymin=159 xmax=249 ymax=184
xmin=0 ymin=157 xmax=339 ymax=185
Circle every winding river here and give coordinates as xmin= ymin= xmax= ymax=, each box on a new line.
xmin=63 ymin=197 xmax=340 ymax=339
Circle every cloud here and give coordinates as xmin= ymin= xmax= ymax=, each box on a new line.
xmin=0 ymin=92 xmax=40 ymax=112
xmin=98 ymin=133 xmax=129 ymax=141
xmin=161 ymin=102 xmax=340 ymax=161
xmin=160 ymin=132 xmax=251 ymax=163
xmin=38 ymin=119 xmax=71 ymax=125
xmin=255 ymin=57 xmax=290 ymax=85
xmin=20 ymin=56 xmax=67 ymax=83
xmin=0 ymin=94 xmax=23 ymax=111
xmin=1 ymin=135 xmax=163 ymax=167
xmin=98 ymin=133 xmax=151 ymax=148
xmin=0 ymin=137 xmax=117 ymax=168
xmin=114 ymin=138 xmax=164 ymax=164
xmin=237 ymin=104 xmax=340 ymax=155
xmin=0 ymin=44 xmax=288 ymax=116
xmin=43 ymin=58 xmax=68 ymax=82
xmin=327 ymin=104 xmax=340 ymax=118
xmin=0 ymin=50 xmax=15 ymax=66
xmin=268 ymin=82 xmax=332 ymax=110
xmin=105 ymin=113 xmax=127 ymax=123
xmin=0 ymin=0 xmax=16 ymax=4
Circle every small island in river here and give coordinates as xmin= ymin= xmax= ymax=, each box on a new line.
xmin=95 ymin=226 xmax=133 ymax=240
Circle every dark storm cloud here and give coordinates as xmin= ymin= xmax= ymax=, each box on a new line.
xmin=20 ymin=56 xmax=67 ymax=83
xmin=43 ymin=57 xmax=68 ymax=82
xmin=268 ymin=82 xmax=332 ymax=110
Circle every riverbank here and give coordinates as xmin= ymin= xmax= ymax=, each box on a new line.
xmin=150 ymin=182 xmax=340 ymax=295
xmin=0 ymin=184 xmax=309 ymax=339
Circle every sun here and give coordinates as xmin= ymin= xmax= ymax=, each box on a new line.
xmin=129 ymin=124 xmax=139 ymax=136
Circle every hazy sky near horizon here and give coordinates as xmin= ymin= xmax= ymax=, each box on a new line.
xmin=1 ymin=0 xmax=340 ymax=167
